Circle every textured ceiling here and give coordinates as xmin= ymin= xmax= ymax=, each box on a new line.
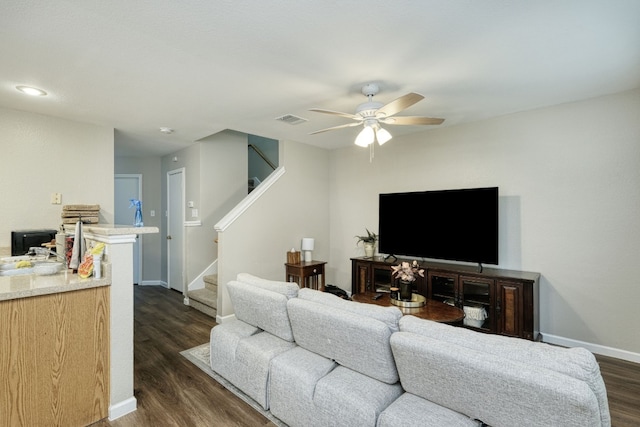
xmin=1 ymin=0 xmax=639 ymax=157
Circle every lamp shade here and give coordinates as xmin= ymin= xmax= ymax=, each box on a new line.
xmin=301 ymin=238 xmax=315 ymax=251
xmin=376 ymin=127 xmax=392 ymax=145
xmin=355 ymin=126 xmax=374 ymax=147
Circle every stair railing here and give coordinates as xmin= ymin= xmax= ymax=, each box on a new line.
xmin=248 ymin=143 xmax=276 ymax=171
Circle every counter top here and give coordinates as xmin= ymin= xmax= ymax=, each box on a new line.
xmin=0 ymin=264 xmax=111 ymax=302
xmin=63 ymin=223 xmax=159 ymax=236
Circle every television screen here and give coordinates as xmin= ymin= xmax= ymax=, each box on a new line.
xmin=378 ymin=187 xmax=498 ymax=265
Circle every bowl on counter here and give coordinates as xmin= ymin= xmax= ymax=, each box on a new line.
xmin=33 ymin=262 xmax=64 ymax=276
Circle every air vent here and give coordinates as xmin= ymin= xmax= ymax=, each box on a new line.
xmin=275 ymin=114 xmax=308 ymax=125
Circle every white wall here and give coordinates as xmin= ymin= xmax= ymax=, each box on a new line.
xmin=328 ymin=89 xmax=640 ymax=358
xmin=0 ymin=107 xmax=114 ymax=252
xmin=195 ymin=131 xmax=247 ymax=280
xmin=114 ymin=156 xmax=163 ymax=283
xmin=217 ymin=139 xmax=330 ymax=317
xmin=159 ymin=130 xmax=247 ymax=286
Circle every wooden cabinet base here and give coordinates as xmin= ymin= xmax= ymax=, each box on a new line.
xmin=0 ymin=286 xmax=110 ymax=426
xmin=352 ymin=257 xmax=539 ymax=340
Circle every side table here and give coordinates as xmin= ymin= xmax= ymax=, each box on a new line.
xmin=285 ymin=260 xmax=327 ymax=291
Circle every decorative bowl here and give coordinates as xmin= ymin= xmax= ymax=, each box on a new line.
xmin=33 ymin=262 xmax=64 ymax=276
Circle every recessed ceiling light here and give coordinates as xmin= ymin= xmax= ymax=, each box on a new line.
xmin=16 ymin=85 xmax=47 ymax=96
xmin=159 ymin=127 xmax=174 ymax=134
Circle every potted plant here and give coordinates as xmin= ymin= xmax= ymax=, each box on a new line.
xmin=355 ymin=228 xmax=378 ymax=258
xmin=391 ymin=260 xmax=425 ymax=301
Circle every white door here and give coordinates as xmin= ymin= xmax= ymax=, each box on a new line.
xmin=167 ymin=168 xmax=185 ymax=292
xmin=115 ymin=174 xmax=142 ymax=284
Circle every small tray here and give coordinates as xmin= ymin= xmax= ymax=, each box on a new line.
xmin=391 ymin=293 xmax=426 ymax=308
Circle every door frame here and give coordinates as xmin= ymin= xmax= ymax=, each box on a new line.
xmin=115 ymin=174 xmax=143 ymax=285
xmin=167 ymin=168 xmax=186 ymax=292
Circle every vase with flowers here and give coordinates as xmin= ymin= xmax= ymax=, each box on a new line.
xmin=391 ymin=260 xmax=425 ymax=301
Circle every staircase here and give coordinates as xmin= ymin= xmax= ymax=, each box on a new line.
xmin=187 ymin=274 xmax=217 ymax=318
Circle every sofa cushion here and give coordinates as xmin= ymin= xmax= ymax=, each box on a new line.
xmin=209 ymin=322 xmax=296 ymax=410
xmin=270 ymin=346 xmax=338 ymax=427
xmin=398 ymin=315 xmax=610 ymax=427
xmin=227 ymin=279 xmax=297 ymax=342
xmin=297 ymin=288 xmax=402 ymax=332
xmin=236 ymin=272 xmax=299 ymax=299
xmin=313 ymin=365 xmax=403 ymax=427
xmin=377 ymin=393 xmax=481 ymax=427
xmin=270 ymin=347 xmax=403 ymax=427
xmin=209 ymin=320 xmax=260 ymax=373
xmin=287 ymin=296 xmax=399 ymax=384
xmin=391 ymin=332 xmax=602 ymax=427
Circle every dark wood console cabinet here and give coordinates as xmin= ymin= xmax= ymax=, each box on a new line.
xmin=351 ymin=257 xmax=540 ymax=340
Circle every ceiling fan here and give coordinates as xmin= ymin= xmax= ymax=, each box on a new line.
xmin=309 ymin=83 xmax=444 ymax=147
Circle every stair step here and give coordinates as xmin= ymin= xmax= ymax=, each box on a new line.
xmin=203 ymin=274 xmax=218 ymax=291
xmin=189 ymin=287 xmax=217 ymax=308
xmin=189 ymin=297 xmax=217 ymax=318
xmin=189 ymin=276 xmax=218 ymax=318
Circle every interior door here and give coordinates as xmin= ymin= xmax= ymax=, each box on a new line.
xmin=115 ymin=174 xmax=141 ymax=284
xmin=167 ymin=169 xmax=185 ymax=292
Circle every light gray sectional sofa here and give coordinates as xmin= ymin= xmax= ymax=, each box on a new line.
xmin=209 ymin=273 xmax=610 ymax=427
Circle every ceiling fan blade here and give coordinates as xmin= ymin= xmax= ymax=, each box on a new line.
xmin=309 ymin=122 xmax=361 ymax=135
xmin=375 ymin=92 xmax=424 ymax=118
xmin=381 ymin=116 xmax=445 ymax=126
xmin=309 ymin=108 xmax=360 ymax=120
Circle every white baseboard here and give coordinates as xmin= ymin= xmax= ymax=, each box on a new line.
xmin=216 ymin=313 xmax=236 ymax=324
xmin=139 ymin=280 xmax=168 ymax=288
xmin=109 ymin=396 xmax=137 ymax=420
xmin=543 ymin=333 xmax=640 ymax=363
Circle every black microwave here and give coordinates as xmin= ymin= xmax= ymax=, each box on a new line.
xmin=11 ymin=229 xmax=57 ymax=256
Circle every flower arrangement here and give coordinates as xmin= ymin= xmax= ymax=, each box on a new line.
xmin=391 ymin=260 xmax=425 ymax=283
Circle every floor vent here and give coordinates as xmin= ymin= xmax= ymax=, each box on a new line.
xmin=275 ymin=114 xmax=308 ymax=125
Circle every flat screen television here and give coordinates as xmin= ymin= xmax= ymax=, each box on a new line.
xmin=378 ymin=187 xmax=499 ymax=265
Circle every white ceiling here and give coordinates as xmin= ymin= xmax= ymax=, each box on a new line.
xmin=1 ymin=1 xmax=639 ymax=157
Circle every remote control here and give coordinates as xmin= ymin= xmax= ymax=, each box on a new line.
xmin=372 ymin=293 xmax=383 ymax=300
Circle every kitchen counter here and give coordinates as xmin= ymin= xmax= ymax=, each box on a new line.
xmin=63 ymin=223 xmax=159 ymax=239
xmin=4 ymin=223 xmax=159 ymax=420
xmin=1 ymin=271 xmax=110 ymax=426
xmin=0 ymin=264 xmax=111 ymax=301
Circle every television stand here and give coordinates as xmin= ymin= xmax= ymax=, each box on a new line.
xmin=351 ymin=256 xmax=540 ymax=340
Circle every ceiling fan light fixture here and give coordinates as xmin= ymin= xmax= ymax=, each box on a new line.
xmin=376 ymin=127 xmax=392 ymax=145
xmin=355 ymin=125 xmax=374 ymax=147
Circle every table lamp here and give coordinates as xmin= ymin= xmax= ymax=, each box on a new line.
xmin=301 ymin=238 xmax=314 ymax=262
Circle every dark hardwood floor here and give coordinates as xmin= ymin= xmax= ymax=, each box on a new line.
xmin=597 ymin=354 xmax=640 ymax=427
xmin=92 ymin=285 xmax=640 ymax=427
xmin=91 ymin=285 xmax=276 ymax=427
